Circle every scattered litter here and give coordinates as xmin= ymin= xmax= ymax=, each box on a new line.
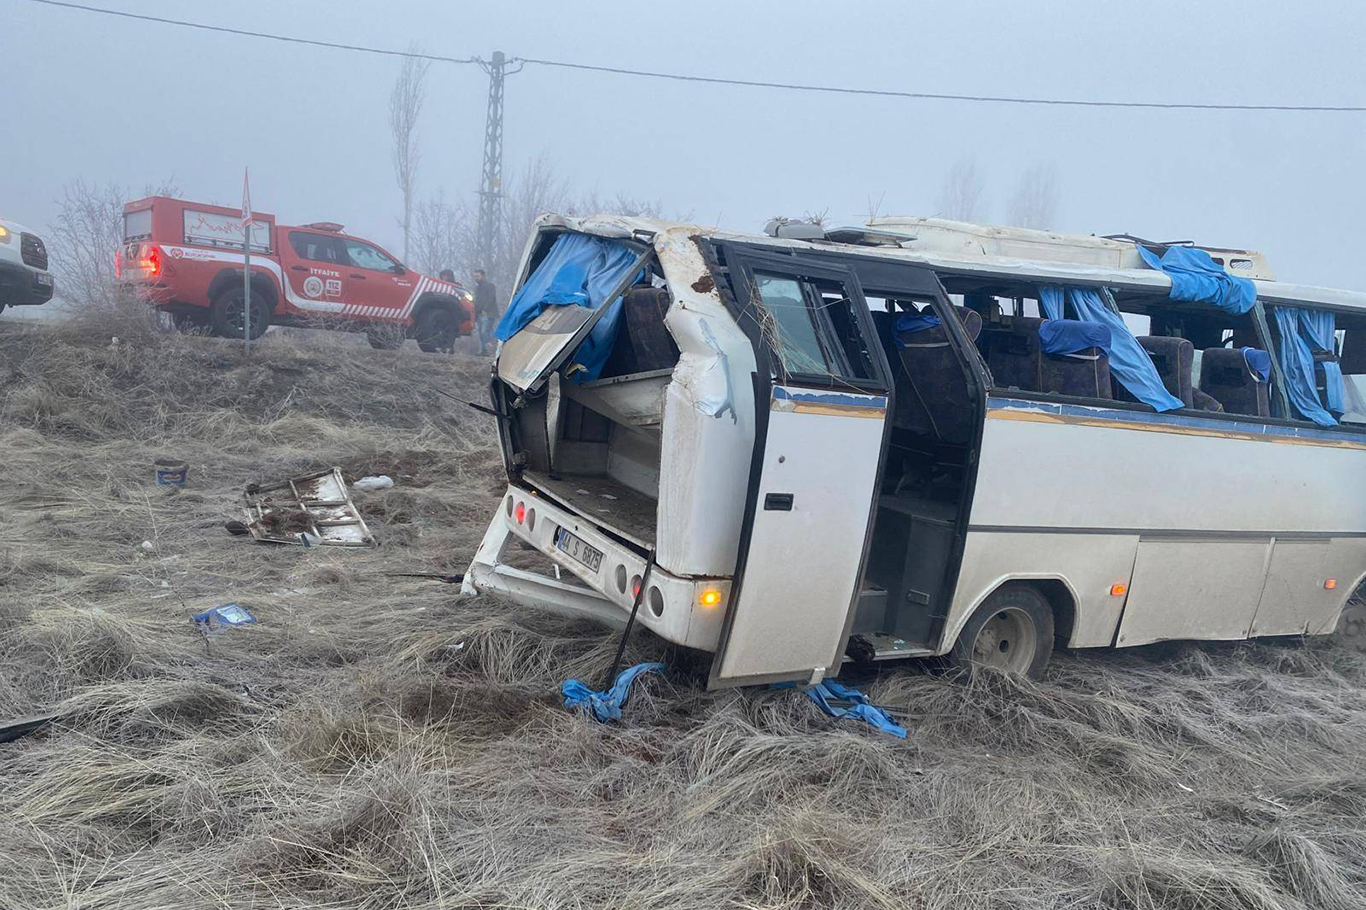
xmin=0 ymin=711 xmax=62 ymax=744
xmin=239 ymin=467 xmax=376 ymax=547
xmin=576 ymin=488 xmax=591 ymax=495
xmin=1176 ymin=781 xmax=1196 ymax=793
xmin=600 ymin=493 xmax=618 ymax=500
xmin=154 ymin=459 xmax=189 ymax=486
xmin=140 ymin=540 xmax=155 ymax=552
xmin=562 ymin=661 xmax=665 ymax=723
xmin=268 ymin=587 xmax=321 ymax=598
xmin=192 ymin=602 xmax=257 ymax=632
xmin=773 ymin=679 xmax=908 ymax=739
xmin=353 ymin=475 xmax=395 ymax=491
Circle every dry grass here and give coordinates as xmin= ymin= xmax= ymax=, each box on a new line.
xmin=2 ymin=313 xmax=1365 ymax=909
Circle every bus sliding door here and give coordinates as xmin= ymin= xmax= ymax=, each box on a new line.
xmin=708 ymin=250 xmax=893 ymax=688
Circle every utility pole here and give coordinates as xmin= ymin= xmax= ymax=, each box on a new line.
xmin=475 ymin=51 xmax=516 ymax=275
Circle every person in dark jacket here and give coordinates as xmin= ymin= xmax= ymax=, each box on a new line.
xmin=472 ymin=268 xmax=498 ymax=355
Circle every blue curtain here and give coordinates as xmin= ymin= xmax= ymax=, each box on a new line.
xmin=1273 ymin=308 xmax=1339 ymax=425
xmin=1136 ymin=245 xmax=1257 ymax=315
xmin=494 ymin=233 xmax=641 ymax=381
xmin=1040 ymin=286 xmax=1183 ymax=412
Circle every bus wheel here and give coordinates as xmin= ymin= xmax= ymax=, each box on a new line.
xmin=1336 ymin=596 xmax=1366 ymax=655
xmin=950 ymin=584 xmax=1054 ymax=679
xmin=210 ymin=287 xmax=270 ymax=340
xmin=415 ymin=307 xmax=458 ymax=354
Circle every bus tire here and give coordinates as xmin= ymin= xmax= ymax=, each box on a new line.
xmin=415 ymin=306 xmax=458 ymax=354
xmin=948 ymin=583 xmax=1054 ymax=680
xmin=1336 ymin=595 xmax=1366 ymax=655
xmin=209 ymin=287 xmax=270 ymax=340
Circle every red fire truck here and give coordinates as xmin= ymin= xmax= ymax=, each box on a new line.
xmin=115 ymin=196 xmax=474 ymax=350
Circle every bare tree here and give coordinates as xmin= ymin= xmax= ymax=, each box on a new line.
xmin=48 ymin=178 xmax=176 ymax=310
xmin=389 ymin=49 xmax=430 ymax=262
xmin=1006 ymin=162 xmax=1059 ymax=231
xmin=408 ymin=154 xmax=665 ymax=300
xmin=937 ymin=157 xmax=986 ymax=222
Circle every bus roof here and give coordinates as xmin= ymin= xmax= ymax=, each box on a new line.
xmin=535 ymin=213 xmax=1366 ymax=317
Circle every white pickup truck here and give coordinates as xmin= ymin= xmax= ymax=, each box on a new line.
xmin=0 ymin=217 xmax=54 ymax=315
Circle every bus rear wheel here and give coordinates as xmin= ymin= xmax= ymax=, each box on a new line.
xmin=1336 ymin=595 xmax=1366 ymax=655
xmin=949 ymin=584 xmax=1054 ymax=679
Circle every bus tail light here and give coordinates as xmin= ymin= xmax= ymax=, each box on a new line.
xmin=514 ymin=501 xmax=526 ymax=525
xmin=699 ymin=588 xmax=723 ymax=608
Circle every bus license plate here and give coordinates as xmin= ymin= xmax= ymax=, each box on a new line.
xmin=555 ymin=527 xmax=603 ymax=573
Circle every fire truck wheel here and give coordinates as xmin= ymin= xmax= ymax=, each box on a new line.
xmin=210 ymin=287 xmax=271 ymax=340
xmin=415 ymin=306 xmax=458 ymax=354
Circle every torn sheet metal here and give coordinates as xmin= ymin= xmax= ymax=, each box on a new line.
xmin=242 ymin=467 xmax=375 ymax=547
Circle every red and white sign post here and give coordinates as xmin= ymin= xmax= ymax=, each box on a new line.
xmin=242 ymin=168 xmax=253 ymax=354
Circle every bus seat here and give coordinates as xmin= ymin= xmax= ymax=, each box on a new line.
xmin=598 ymin=287 xmax=679 ymax=376
xmin=897 ymin=320 xmax=977 ymax=444
xmin=871 ymin=309 xmax=921 ymax=431
xmin=1122 ymin=336 xmax=1194 ymax=407
xmin=1192 ymin=389 xmax=1225 ymax=413
xmin=1199 ymin=347 xmax=1270 ymax=417
xmin=1341 ymin=329 xmax=1366 ymax=374
xmin=1042 ymin=348 xmax=1113 ymax=399
xmin=982 ymin=316 xmax=1043 ymax=392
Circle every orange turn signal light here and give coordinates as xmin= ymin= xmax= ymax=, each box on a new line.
xmin=1109 ymin=583 xmax=1128 ymax=597
xmin=1325 ymin=578 xmax=1337 ymax=590
xmin=699 ymin=588 xmax=723 ymax=608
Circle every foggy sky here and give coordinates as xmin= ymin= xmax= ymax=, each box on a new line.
xmin=4 ymin=0 xmax=1365 ymax=291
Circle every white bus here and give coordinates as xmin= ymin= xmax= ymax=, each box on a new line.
xmin=464 ymin=214 xmax=1366 ymax=687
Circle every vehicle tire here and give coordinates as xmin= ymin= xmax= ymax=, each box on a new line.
xmin=1336 ymin=594 xmax=1366 ymax=655
xmin=948 ymin=583 xmax=1055 ymax=680
xmin=366 ymin=326 xmax=405 ymax=351
xmin=209 ymin=286 xmax=270 ymax=340
xmin=415 ymin=306 xmax=458 ymax=354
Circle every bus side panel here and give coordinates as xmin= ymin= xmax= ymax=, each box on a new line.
xmin=942 ymin=398 xmax=1366 ymax=652
xmin=949 ymin=531 xmax=1140 ymax=648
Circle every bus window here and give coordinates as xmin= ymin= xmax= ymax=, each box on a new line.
xmin=752 ymin=271 xmax=876 ymax=382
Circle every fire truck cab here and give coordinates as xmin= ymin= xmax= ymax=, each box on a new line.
xmin=116 ymin=196 xmax=474 ymax=349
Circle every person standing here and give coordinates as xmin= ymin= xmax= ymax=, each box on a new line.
xmin=472 ymin=268 xmax=499 ymax=356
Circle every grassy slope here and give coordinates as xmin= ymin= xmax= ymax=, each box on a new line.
xmin=1 ymin=317 xmax=1364 ymax=910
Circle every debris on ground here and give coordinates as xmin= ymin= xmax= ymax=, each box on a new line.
xmin=774 ymin=678 xmax=908 ymax=739
xmin=353 ymin=474 xmax=395 ymax=491
xmin=562 ymin=661 xmax=665 ymax=722
xmin=191 ymin=602 xmax=257 ymax=632
xmin=240 ymin=467 xmax=376 ymax=547
xmin=0 ymin=712 xmax=63 ymax=744
xmin=154 ymin=458 xmax=188 ymax=486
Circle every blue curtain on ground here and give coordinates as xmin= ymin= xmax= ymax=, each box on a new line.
xmin=494 ymin=233 xmax=640 ymax=382
xmin=1136 ymin=245 xmax=1257 ymax=315
xmin=1040 ymin=286 xmax=1183 ymax=412
xmin=1272 ymin=308 xmax=1337 ymax=426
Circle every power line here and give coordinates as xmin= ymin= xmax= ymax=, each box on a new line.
xmin=20 ymin=0 xmax=480 ymax=65
xmin=516 ymin=57 xmax=1366 ymax=113
xmin=17 ymin=0 xmax=1366 ymax=113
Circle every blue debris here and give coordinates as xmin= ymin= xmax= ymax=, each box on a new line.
xmin=562 ymin=661 xmax=665 ymax=722
xmin=774 ymin=679 xmax=907 ymax=739
xmin=192 ymin=603 xmax=257 ymax=632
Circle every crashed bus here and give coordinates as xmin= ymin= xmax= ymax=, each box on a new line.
xmin=463 ymin=214 xmax=1366 ymax=687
